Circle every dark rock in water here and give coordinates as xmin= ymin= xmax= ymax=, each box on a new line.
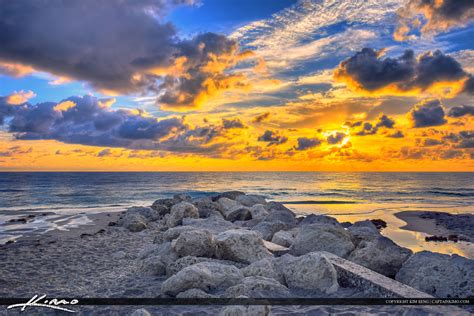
xmin=425 ymin=235 xmax=448 ymax=242
xmin=299 ymin=214 xmax=340 ymax=227
xmin=5 ymin=240 xmax=15 ymax=245
xmin=8 ymin=218 xmax=27 ymax=224
xmin=448 ymin=234 xmax=460 ymax=242
xmin=212 ymin=191 xmax=246 ymax=201
xmin=347 ymin=220 xmax=381 ymax=246
xmin=108 ymin=221 xmax=117 ymax=226
xmin=417 ymin=211 xmax=474 ymax=242
xmin=370 ymin=219 xmax=387 ymax=230
xmin=395 ymin=251 xmax=474 ymax=298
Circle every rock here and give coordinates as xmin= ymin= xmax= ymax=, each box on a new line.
xmin=279 ymin=252 xmax=339 ymax=294
xmin=217 ymin=198 xmax=251 ymax=222
xmin=166 ymin=202 xmax=199 ymax=227
xmin=173 ymin=193 xmax=192 ymax=202
xmin=290 ymin=223 xmax=355 ymax=258
xmin=151 ymin=198 xmax=175 ymax=211
xmin=125 ymin=206 xmax=160 ymax=221
xmin=138 ymin=241 xmax=178 ymax=262
xmin=181 ymin=217 xmax=236 ymax=234
xmin=235 ymin=194 xmax=267 ymax=207
xmin=172 ymin=229 xmax=216 ymax=258
xmin=263 ymin=240 xmax=290 ymax=257
xmin=241 ymin=258 xmax=284 ymax=284
xmin=299 ymin=214 xmax=341 ymax=227
xmin=271 ymin=229 xmax=298 ymax=248
xmin=139 ymin=255 xmax=167 ymax=276
xmin=215 ymin=229 xmax=272 ymax=264
xmin=118 ymin=213 xmax=147 ymax=232
xmin=252 ymin=221 xmax=292 ymax=241
xmin=163 ymin=226 xmax=198 ymax=241
xmin=370 ymin=219 xmax=387 ymax=230
xmin=130 ymin=308 xmax=151 ymax=316
xmin=425 ymin=235 xmax=448 ymax=242
xmin=112 ymin=250 xmax=126 ymax=260
xmin=176 ymin=288 xmax=216 ymax=298
xmin=266 ymin=201 xmax=290 ymax=212
xmin=347 ymin=220 xmax=382 ymax=245
xmin=395 ymin=251 xmax=474 ymax=298
xmin=166 ymin=256 xmax=214 ymax=277
xmin=191 ymin=197 xmax=221 ymax=218
xmin=213 ymin=191 xmax=246 ymax=201
xmin=348 ymin=236 xmax=412 ymax=278
xmin=161 ymin=262 xmax=244 ymax=296
xmin=263 ymin=209 xmax=296 ymax=225
xmin=139 ymin=242 xmax=178 ymax=275
xmin=249 ymin=204 xmax=269 ymax=220
xmin=219 ymin=306 xmax=247 ymax=316
xmin=224 ymin=276 xmax=290 ymax=298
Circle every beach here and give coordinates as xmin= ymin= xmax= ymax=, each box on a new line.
xmin=1 ymin=191 xmax=472 ymax=315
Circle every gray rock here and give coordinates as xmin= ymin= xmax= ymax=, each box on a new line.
xmin=173 ymin=193 xmax=192 ymax=202
xmin=271 ymin=229 xmax=298 ymax=248
xmin=252 ymin=221 xmax=292 ymax=241
xmin=348 ymin=236 xmax=412 ymax=277
xmin=130 ymin=308 xmax=151 ymax=316
xmin=217 ymin=197 xmax=251 ymax=222
xmin=395 ymin=251 xmax=474 ymax=298
xmin=235 ymin=194 xmax=267 ymax=207
xmin=249 ymin=204 xmax=269 ymax=220
xmin=224 ymin=276 xmax=290 ymax=298
xmin=263 ymin=209 xmax=296 ymax=225
xmin=138 ymin=242 xmax=178 ymax=275
xmin=266 ymin=201 xmax=290 ymax=212
xmin=299 ymin=214 xmax=341 ymax=227
xmin=126 ymin=206 xmax=161 ymax=221
xmin=139 ymin=255 xmax=167 ymax=276
xmin=161 ymin=262 xmax=244 ymax=296
xmin=166 ymin=256 xmax=214 ymax=277
xmin=150 ymin=202 xmax=170 ymax=218
xmin=215 ymin=229 xmax=272 ymax=264
xmin=214 ymin=191 xmax=246 ymax=201
xmin=219 ymin=306 xmax=247 ymax=316
xmin=191 ymin=197 xmax=221 ymax=218
xmin=241 ymin=258 xmax=284 ymax=284
xmin=163 ymin=226 xmax=198 ymax=241
xmin=166 ymin=202 xmax=199 ymax=227
xmin=118 ymin=213 xmax=148 ymax=232
xmin=290 ymin=223 xmax=355 ymax=258
xmin=181 ymin=217 xmax=236 ymax=234
xmin=172 ymin=229 xmax=216 ymax=258
xmin=280 ymin=252 xmax=339 ymax=294
xmin=112 ymin=250 xmax=126 ymax=260
xmin=347 ymin=220 xmax=382 ymax=245
xmin=176 ymin=288 xmax=217 ymax=298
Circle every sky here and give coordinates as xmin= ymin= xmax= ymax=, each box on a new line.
xmin=0 ymin=0 xmax=473 ymax=171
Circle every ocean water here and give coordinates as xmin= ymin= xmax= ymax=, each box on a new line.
xmin=1 ymin=172 xmax=473 ymax=256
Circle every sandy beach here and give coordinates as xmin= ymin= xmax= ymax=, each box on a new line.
xmin=1 ymin=192 xmax=472 ymax=315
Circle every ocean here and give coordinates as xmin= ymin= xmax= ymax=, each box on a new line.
xmin=1 ymin=172 xmax=473 ymax=257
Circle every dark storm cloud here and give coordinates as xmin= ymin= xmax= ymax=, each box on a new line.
xmin=448 ymin=105 xmax=474 ymax=118
xmin=222 ymin=118 xmax=245 ymax=129
xmin=334 ymin=48 xmax=472 ymax=95
xmin=295 ymin=137 xmax=322 ymax=151
xmin=421 ymin=138 xmax=443 ymax=146
xmin=387 ymin=131 xmax=404 ymax=138
xmin=409 ymin=99 xmax=447 ymax=128
xmin=347 ymin=114 xmax=396 ymax=136
xmin=252 ymin=112 xmax=271 ymax=123
xmin=395 ymin=0 xmax=474 ymax=40
xmin=0 ymin=94 xmax=234 ymax=154
xmin=257 ymin=130 xmax=288 ymax=146
xmin=327 ymin=132 xmax=346 ymax=145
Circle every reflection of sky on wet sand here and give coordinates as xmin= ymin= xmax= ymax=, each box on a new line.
xmin=288 ymin=203 xmax=474 ymax=259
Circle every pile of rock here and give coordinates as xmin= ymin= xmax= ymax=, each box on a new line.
xmin=116 ymin=191 xmax=473 ymax=299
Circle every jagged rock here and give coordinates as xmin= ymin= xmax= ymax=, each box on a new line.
xmin=130 ymin=308 xmax=152 ymax=316
xmin=139 ymin=255 xmax=167 ymax=276
xmin=249 ymin=204 xmax=269 ymax=220
xmin=166 ymin=202 xmax=199 ymax=228
xmin=118 ymin=213 xmax=147 ymax=232
xmin=241 ymin=258 xmax=284 ymax=284
xmin=213 ymin=191 xmax=246 ymax=201
xmin=215 ymin=229 xmax=272 ymax=264
xmin=138 ymin=242 xmax=178 ymax=275
xmin=191 ymin=197 xmax=221 ymax=218
xmin=395 ymin=251 xmax=474 ymax=298
xmin=162 ymin=226 xmax=197 ymax=242
xmin=278 ymin=252 xmax=339 ymax=294
xmin=235 ymin=194 xmax=267 ymax=207
xmin=299 ymin=214 xmax=341 ymax=227
xmin=224 ymin=276 xmax=290 ymax=298
xmin=172 ymin=229 xmax=216 ymax=258
xmin=173 ymin=193 xmax=192 ymax=202
xmin=217 ymin=198 xmax=251 ymax=222
xmin=176 ymin=288 xmax=217 ymax=298
xmin=263 ymin=208 xmax=296 ymax=225
xmin=347 ymin=220 xmax=382 ymax=245
xmin=266 ymin=201 xmax=290 ymax=212
xmin=149 ymin=203 xmax=170 ymax=218
xmin=271 ymin=229 xmax=299 ymax=248
xmin=252 ymin=221 xmax=292 ymax=241
xmin=181 ymin=217 xmax=236 ymax=234
xmin=348 ymin=236 xmax=412 ymax=278
xmin=290 ymin=223 xmax=355 ymax=257
xmin=151 ymin=198 xmax=175 ymax=211
xmin=167 ymin=256 xmax=245 ymax=277
xmin=161 ymin=262 xmax=244 ymax=296
xmin=126 ymin=206 xmax=161 ymax=221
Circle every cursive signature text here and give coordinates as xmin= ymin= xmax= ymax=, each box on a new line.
xmin=7 ymin=294 xmax=78 ymax=313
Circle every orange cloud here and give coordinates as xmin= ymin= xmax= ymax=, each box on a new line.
xmin=5 ymin=90 xmax=36 ymax=105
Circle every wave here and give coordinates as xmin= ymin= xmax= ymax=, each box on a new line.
xmin=281 ymin=200 xmax=357 ymax=204
xmin=427 ymin=190 xmax=473 ymax=197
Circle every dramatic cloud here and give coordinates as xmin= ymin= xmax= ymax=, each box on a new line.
xmin=334 ymin=48 xmax=472 ymax=97
xmin=409 ymin=99 xmax=447 ymax=127
xmin=295 ymin=137 xmax=322 ymax=151
xmin=5 ymin=90 xmax=36 ymax=105
xmin=257 ymin=130 xmax=288 ymax=146
xmin=327 ymin=132 xmax=347 ymax=145
xmin=252 ymin=112 xmax=271 ymax=123
xmin=448 ymin=105 xmax=474 ymax=117
xmin=395 ymin=0 xmax=474 ymax=41
xmin=0 ymin=0 xmax=253 ymax=110
xmin=346 ymin=114 xmax=396 ymax=136
xmin=387 ymin=131 xmax=404 ymax=138
xmin=222 ymin=118 xmax=245 ymax=129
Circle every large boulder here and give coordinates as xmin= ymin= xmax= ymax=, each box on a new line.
xmin=299 ymin=214 xmax=341 ymax=227
xmin=289 ymin=223 xmax=355 ymax=258
xmin=215 ymin=229 xmax=272 ymax=264
xmin=277 ymin=252 xmax=339 ymax=294
xmin=138 ymin=242 xmax=178 ymax=275
xmin=166 ymin=256 xmax=213 ymax=277
xmin=166 ymin=202 xmax=199 ymax=227
xmin=252 ymin=221 xmax=292 ymax=241
xmin=395 ymin=251 xmax=474 ymax=298
xmin=235 ymin=194 xmax=267 ymax=207
xmin=249 ymin=204 xmax=269 ymax=221
xmin=181 ymin=217 xmax=236 ymax=234
xmin=271 ymin=229 xmax=299 ymax=248
xmin=151 ymin=198 xmax=175 ymax=211
xmin=348 ymin=237 xmax=412 ymax=278
xmin=161 ymin=262 xmax=244 ymax=296
xmin=172 ymin=229 xmax=216 ymax=258
xmin=241 ymin=258 xmax=284 ymax=284
xmin=173 ymin=193 xmax=192 ymax=203
xmin=347 ymin=220 xmax=382 ymax=245
xmin=191 ymin=197 xmax=221 ymax=218
xmin=117 ymin=213 xmax=148 ymax=232
xmin=217 ymin=198 xmax=251 ymax=222
xmin=224 ymin=276 xmax=290 ymax=298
